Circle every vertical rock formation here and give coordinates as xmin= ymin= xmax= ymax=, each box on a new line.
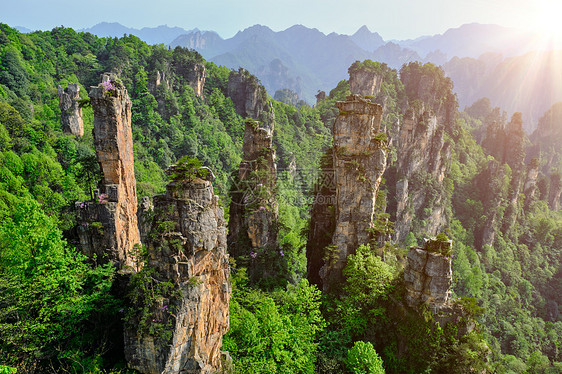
xmin=228 ymin=118 xmax=278 ymax=255
xmin=227 ymin=68 xmax=275 ymax=126
xmin=404 ymin=237 xmax=453 ymax=310
xmin=528 ymin=103 xmax=562 ymax=211
xmin=307 ymin=94 xmax=388 ymax=292
xmin=137 ymin=196 xmax=154 ymax=245
xmin=315 ymin=90 xmax=326 ymax=105
xmin=306 ymin=151 xmax=336 ymax=288
xmin=523 ymin=158 xmax=540 ymax=206
xmin=389 ymin=63 xmax=456 ymax=242
xmin=125 ymin=166 xmax=230 ymax=374
xmin=149 ymin=71 xmax=170 ymax=93
xmin=227 ymin=69 xmax=279 ymax=281
xmin=473 ymin=160 xmax=509 ymax=249
xmin=480 ymin=113 xmax=527 ymax=230
xmin=57 ymin=83 xmax=84 ymax=136
xmin=348 ymin=64 xmax=382 ymax=97
xmin=501 ymin=114 xmax=526 ymax=232
xmin=186 ymin=64 xmax=206 ymax=98
xmin=76 ymin=73 xmax=141 ymax=271
xmin=548 ymin=173 xmax=561 ymax=210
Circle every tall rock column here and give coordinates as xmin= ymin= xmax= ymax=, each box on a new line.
xmin=348 ymin=64 xmax=382 ymax=97
xmin=187 ymin=64 xmax=206 ymax=98
xmin=404 ymin=237 xmax=453 ymax=310
xmin=389 ymin=64 xmax=456 ymax=242
xmin=227 ymin=69 xmax=279 ymax=281
xmin=57 ymin=83 xmax=84 ymax=136
xmin=125 ymin=166 xmax=230 ymax=374
xmin=310 ymin=94 xmax=388 ymax=292
xmin=549 ymin=173 xmax=561 ymax=210
xmin=76 ymin=73 xmax=141 ymax=271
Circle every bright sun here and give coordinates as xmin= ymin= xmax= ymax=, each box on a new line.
xmin=535 ymin=0 xmax=562 ymax=38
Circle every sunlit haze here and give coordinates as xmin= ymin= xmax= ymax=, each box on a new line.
xmin=1 ymin=0 xmax=560 ymax=39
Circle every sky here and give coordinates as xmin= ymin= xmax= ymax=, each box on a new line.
xmin=0 ymin=0 xmax=556 ymax=40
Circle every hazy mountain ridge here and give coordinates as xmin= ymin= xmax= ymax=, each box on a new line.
xmin=79 ymin=22 xmax=198 ymax=45
xmin=171 ymin=24 xmax=385 ymax=102
xmin=444 ymin=50 xmax=562 ymax=130
xmin=79 ymin=21 xmax=560 ymax=128
xmin=397 ymin=23 xmax=539 ymax=60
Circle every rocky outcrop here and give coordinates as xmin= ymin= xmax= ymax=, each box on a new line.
xmin=523 ymin=158 xmax=540 ymax=206
xmin=57 ymin=83 xmax=84 ymax=136
xmin=137 ymin=196 xmax=154 ymax=245
xmin=125 ymin=167 xmax=230 ymax=374
xmin=473 ymin=159 xmax=509 ymax=249
xmin=228 ymin=118 xmax=279 ymax=279
xmin=388 ymin=64 xmax=456 ymax=242
xmin=186 ymin=64 xmax=206 ymax=98
xmin=227 ymin=68 xmax=274 ymax=126
xmin=76 ymin=74 xmax=141 ymax=270
xmin=549 ymin=173 xmax=561 ymax=210
xmin=348 ymin=65 xmax=382 ymax=97
xmin=306 ymin=151 xmax=336 ymax=288
xmin=404 ymin=238 xmax=453 ymax=310
xmin=307 ymin=94 xmax=388 ymax=292
xmin=149 ymin=71 xmax=170 ymax=93
xmin=227 ymin=69 xmax=279 ymax=281
xmin=315 ymin=90 xmax=326 ymax=104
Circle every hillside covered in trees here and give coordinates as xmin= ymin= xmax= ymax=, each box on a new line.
xmin=0 ymin=23 xmax=560 ymax=374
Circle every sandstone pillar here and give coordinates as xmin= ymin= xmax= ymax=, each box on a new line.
xmin=227 ymin=69 xmax=279 ymax=281
xmin=125 ymin=166 xmax=230 ymax=374
xmin=76 ymin=73 xmax=141 ymax=271
xmin=308 ymin=94 xmax=388 ymax=292
xmin=57 ymin=83 xmax=84 ymax=136
xmin=404 ymin=237 xmax=453 ymax=310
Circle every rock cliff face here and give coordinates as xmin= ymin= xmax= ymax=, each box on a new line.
xmin=549 ymin=173 xmax=561 ymax=210
xmin=186 ymin=64 xmax=206 ymax=98
xmin=227 ymin=69 xmax=279 ymax=280
xmin=125 ymin=169 xmax=231 ymax=374
xmin=523 ymin=158 xmax=540 ymax=207
xmin=57 ymin=83 xmax=84 ymax=136
xmin=348 ymin=68 xmax=382 ymax=97
xmin=227 ymin=68 xmax=275 ymax=125
xmin=473 ymin=160 xmax=508 ymax=249
xmin=404 ymin=238 xmax=453 ymax=309
xmin=151 ymin=62 xmax=205 ymax=99
xmin=307 ymin=94 xmax=388 ymax=291
xmin=388 ymin=65 xmax=456 ymax=242
xmin=306 ymin=151 xmax=336 ymax=288
xmin=76 ymin=74 xmax=140 ymax=270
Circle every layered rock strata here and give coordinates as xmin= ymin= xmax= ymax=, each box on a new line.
xmin=76 ymin=73 xmax=140 ymax=270
xmin=227 ymin=69 xmax=279 ymax=279
xmin=125 ymin=169 xmax=231 ymax=374
xmin=57 ymin=83 xmax=84 ymax=136
xmin=186 ymin=64 xmax=206 ymax=98
xmin=306 ymin=151 xmax=336 ymax=288
xmin=308 ymin=94 xmax=388 ymax=292
xmin=473 ymin=159 xmax=508 ymax=249
xmin=390 ymin=68 xmax=456 ymax=242
xmin=404 ymin=238 xmax=453 ymax=310
xmin=227 ymin=68 xmax=275 ymax=126
xmin=348 ymin=66 xmax=382 ymax=97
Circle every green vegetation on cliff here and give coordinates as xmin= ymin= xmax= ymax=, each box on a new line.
xmin=0 ymin=22 xmax=560 ymax=373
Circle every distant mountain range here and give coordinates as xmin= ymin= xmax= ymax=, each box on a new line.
xmin=29 ymin=21 xmax=562 ymax=129
xmin=78 ymin=22 xmax=198 ymax=45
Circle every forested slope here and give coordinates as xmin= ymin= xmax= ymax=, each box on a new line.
xmin=0 ymin=23 xmax=560 ymax=373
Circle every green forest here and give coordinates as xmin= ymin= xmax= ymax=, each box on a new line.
xmin=0 ymin=23 xmax=560 ymax=373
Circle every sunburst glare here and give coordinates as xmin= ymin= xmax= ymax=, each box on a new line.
xmin=533 ymin=0 xmax=562 ymax=48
